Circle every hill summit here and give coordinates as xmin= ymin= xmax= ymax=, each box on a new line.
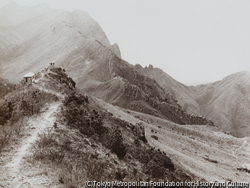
xmin=0 ymin=2 xmax=121 ymax=82
xmin=0 ymin=65 xmax=191 ymax=187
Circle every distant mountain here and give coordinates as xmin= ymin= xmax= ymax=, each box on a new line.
xmin=1 ymin=3 xmax=250 ymax=137
xmin=132 ymin=64 xmax=202 ymax=116
xmin=0 ymin=3 xmax=212 ymax=127
xmin=144 ymin=66 xmax=250 ymax=137
xmin=192 ymin=71 xmax=250 ymax=137
xmin=0 ymin=2 xmax=121 ymax=81
xmin=83 ymin=54 xmax=213 ymax=126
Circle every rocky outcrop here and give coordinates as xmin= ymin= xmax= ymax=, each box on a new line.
xmin=111 ymin=43 xmax=121 ymax=58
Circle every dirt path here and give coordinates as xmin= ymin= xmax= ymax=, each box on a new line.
xmin=32 ymin=84 xmax=65 ymax=99
xmin=0 ymin=102 xmax=62 ymax=188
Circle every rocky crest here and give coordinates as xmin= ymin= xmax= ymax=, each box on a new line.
xmin=0 ymin=65 xmax=192 ymax=184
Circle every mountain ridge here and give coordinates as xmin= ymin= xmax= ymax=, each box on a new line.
xmin=0 ymin=3 xmax=121 ymax=81
xmin=1 ymin=3 xmax=250 ymax=137
xmin=0 ymin=64 xmax=192 ymax=186
xmin=192 ymin=71 xmax=250 ymax=137
xmin=1 ymin=3 xmax=250 ymax=184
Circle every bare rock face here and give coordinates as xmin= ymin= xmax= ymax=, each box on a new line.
xmin=111 ymin=43 xmax=121 ymax=58
xmin=148 ymin=64 xmax=153 ymax=70
xmin=0 ymin=3 xmax=114 ymax=83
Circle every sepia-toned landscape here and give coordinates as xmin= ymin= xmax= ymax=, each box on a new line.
xmin=0 ymin=2 xmax=250 ymax=187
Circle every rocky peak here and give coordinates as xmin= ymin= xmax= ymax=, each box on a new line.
xmin=71 ymin=9 xmax=111 ymax=46
xmin=148 ymin=64 xmax=154 ymax=70
xmin=111 ymin=43 xmax=121 ymax=58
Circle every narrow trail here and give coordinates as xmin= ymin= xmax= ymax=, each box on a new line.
xmin=0 ymin=101 xmax=62 ymax=188
xmin=32 ymin=72 xmax=65 ymax=99
xmin=32 ymin=84 xmax=65 ymax=99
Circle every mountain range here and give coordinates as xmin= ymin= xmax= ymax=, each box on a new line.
xmin=1 ymin=3 xmax=250 ymax=184
xmin=0 ymin=2 xmax=250 ymax=138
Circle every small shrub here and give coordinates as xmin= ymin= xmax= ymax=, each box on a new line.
xmin=59 ymin=176 xmax=64 ymax=184
xmin=0 ymin=125 xmax=13 ymax=152
xmin=105 ymin=127 xmax=127 ymax=159
xmin=116 ymin=169 xmax=126 ymax=181
xmin=63 ymin=93 xmax=88 ymax=107
xmin=53 ymin=122 xmax=57 ymax=129
xmin=86 ymin=160 xmax=106 ymax=180
xmin=151 ymin=135 xmax=158 ymax=140
xmin=37 ymin=133 xmax=57 ymax=148
xmin=58 ymin=173 xmax=64 ymax=184
xmin=0 ymin=102 xmax=12 ymax=125
xmin=111 ymin=135 xmax=126 ymax=159
xmin=151 ymin=165 xmax=166 ymax=179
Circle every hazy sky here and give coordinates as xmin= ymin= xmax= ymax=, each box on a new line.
xmin=1 ymin=0 xmax=250 ymax=85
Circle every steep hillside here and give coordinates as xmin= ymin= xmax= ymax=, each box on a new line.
xmin=97 ymin=99 xmax=250 ymax=182
xmin=193 ymin=71 xmax=250 ymax=137
xmin=134 ymin=64 xmax=201 ymax=116
xmin=0 ymin=65 xmax=191 ymax=187
xmin=83 ymin=54 xmax=213 ymax=126
xmin=133 ymin=65 xmax=250 ymax=138
xmin=1 ymin=3 xmax=250 ymax=138
xmin=0 ymin=3 xmax=213 ymax=127
xmin=0 ymin=2 xmax=121 ymax=80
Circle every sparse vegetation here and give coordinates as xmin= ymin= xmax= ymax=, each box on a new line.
xmin=62 ymin=92 xmax=104 ymax=137
xmin=0 ymin=84 xmax=58 ymax=154
xmin=1 ymin=65 xmax=191 ymax=187
xmin=57 ymin=91 xmax=189 ymax=182
xmin=103 ymin=126 xmax=127 ymax=159
xmin=30 ymin=127 xmax=129 ymax=187
xmin=0 ymin=77 xmax=14 ymax=99
xmin=0 ymin=101 xmax=12 ymax=125
xmin=48 ymin=67 xmax=76 ymax=90
xmin=151 ymin=135 xmax=158 ymax=140
xmin=0 ymin=117 xmax=28 ymax=153
xmin=27 ymin=87 xmax=191 ymax=185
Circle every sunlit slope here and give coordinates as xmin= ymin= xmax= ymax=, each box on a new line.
xmin=137 ymin=65 xmax=250 ymax=138
xmin=194 ymin=71 xmax=250 ymax=137
xmin=97 ymin=98 xmax=250 ymax=182
xmin=0 ymin=3 xmax=120 ymax=82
